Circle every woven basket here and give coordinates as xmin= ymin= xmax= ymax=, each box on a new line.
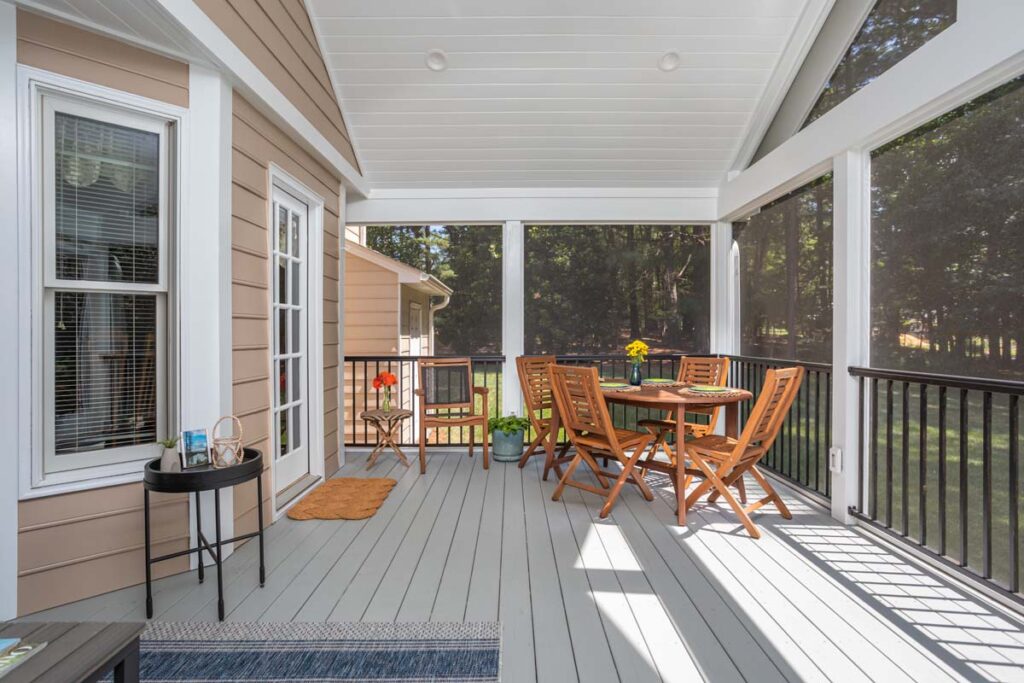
xmin=211 ymin=415 xmax=243 ymax=469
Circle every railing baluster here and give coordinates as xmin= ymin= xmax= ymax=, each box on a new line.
xmin=939 ymin=385 xmax=948 ymax=556
xmin=919 ymin=384 xmax=928 ymax=546
xmin=886 ymin=380 xmax=894 ymax=528
xmin=857 ymin=375 xmax=864 ymax=512
xmin=982 ymin=390 xmax=992 ymax=579
xmin=1010 ymin=394 xmax=1019 ymax=594
xmin=815 ymin=371 xmax=821 ymax=494
xmin=960 ymin=388 xmax=969 ymax=567
xmin=901 ymin=381 xmax=910 ymax=537
xmin=871 ymin=377 xmax=879 ymax=520
xmin=825 ymin=371 xmax=832 ymax=498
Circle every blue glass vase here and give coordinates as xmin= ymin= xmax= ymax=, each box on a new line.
xmin=629 ymin=362 xmax=643 ymax=386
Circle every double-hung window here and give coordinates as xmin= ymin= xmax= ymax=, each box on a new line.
xmin=38 ymin=90 xmax=172 ymax=485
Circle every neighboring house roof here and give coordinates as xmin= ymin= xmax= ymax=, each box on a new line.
xmin=344 ymin=240 xmax=453 ymax=297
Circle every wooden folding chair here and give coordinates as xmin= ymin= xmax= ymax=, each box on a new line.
xmin=515 ymin=356 xmax=572 ymax=480
xmin=548 ymin=365 xmax=655 ymax=518
xmin=637 ymin=356 xmax=730 ymax=469
xmin=681 ymin=366 xmax=804 ymax=538
xmin=415 ymin=357 xmax=489 ymax=474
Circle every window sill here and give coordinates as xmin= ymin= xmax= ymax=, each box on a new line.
xmin=20 ymin=459 xmax=151 ymax=500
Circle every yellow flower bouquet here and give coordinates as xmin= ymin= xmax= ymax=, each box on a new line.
xmin=625 ymin=339 xmax=649 ymax=365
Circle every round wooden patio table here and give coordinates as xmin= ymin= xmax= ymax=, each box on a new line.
xmin=547 ymin=383 xmax=752 ymax=526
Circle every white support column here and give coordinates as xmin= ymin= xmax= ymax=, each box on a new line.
xmin=709 ymin=221 xmax=738 ymax=356
xmin=183 ymin=64 xmax=234 ymax=563
xmin=831 ymin=150 xmax=871 ymax=523
xmin=0 ymin=1 xmax=19 ymax=620
xmin=502 ymin=221 xmax=525 ymax=416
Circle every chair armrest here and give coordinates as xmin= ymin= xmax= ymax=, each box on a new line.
xmin=473 ymin=386 xmax=490 ymax=395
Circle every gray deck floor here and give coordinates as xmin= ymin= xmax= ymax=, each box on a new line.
xmin=30 ymin=449 xmax=1024 ymax=682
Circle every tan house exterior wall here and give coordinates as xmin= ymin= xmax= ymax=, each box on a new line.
xmin=15 ymin=10 xmax=191 ymax=615
xmin=194 ymin=0 xmax=359 ymax=171
xmin=231 ymin=92 xmax=342 ymax=537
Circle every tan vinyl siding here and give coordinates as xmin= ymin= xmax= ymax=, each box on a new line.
xmin=231 ymin=92 xmax=343 ymax=536
xmin=15 ymin=14 xmax=190 ymax=615
xmin=194 ymin=0 xmax=358 ymax=171
xmin=16 ymin=9 xmax=188 ymax=107
xmin=342 ymin=252 xmax=399 ymax=445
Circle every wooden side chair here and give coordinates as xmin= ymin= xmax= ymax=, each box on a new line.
xmin=415 ymin=357 xmax=489 ymax=474
xmin=637 ymin=355 xmax=731 ymax=473
xmin=548 ymin=365 xmax=655 ymax=518
xmin=680 ymin=366 xmax=804 ymax=538
xmin=515 ymin=355 xmax=572 ymax=480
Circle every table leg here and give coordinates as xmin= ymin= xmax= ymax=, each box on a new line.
xmin=676 ymin=405 xmax=687 ymax=527
xmin=144 ymin=488 xmax=153 ymax=618
xmin=195 ymin=493 xmax=204 ymax=584
xmin=725 ymin=401 xmax=739 ymax=438
xmin=214 ymin=488 xmax=225 ymax=620
xmin=113 ymin=638 xmax=140 ymax=683
xmin=256 ymin=470 xmax=266 ymax=586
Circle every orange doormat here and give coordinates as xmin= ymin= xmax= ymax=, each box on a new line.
xmin=286 ymin=478 xmax=397 ymax=520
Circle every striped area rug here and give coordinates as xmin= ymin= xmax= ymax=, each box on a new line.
xmin=136 ymin=622 xmax=501 ymax=682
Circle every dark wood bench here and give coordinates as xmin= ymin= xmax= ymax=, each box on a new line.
xmin=0 ymin=622 xmax=144 ymax=682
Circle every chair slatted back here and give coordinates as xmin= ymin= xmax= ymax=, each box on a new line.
xmin=742 ymin=366 xmax=804 ymax=450
xmin=678 ymin=356 xmax=730 ymax=386
xmin=517 ymin=356 xmax=556 ymax=428
xmin=548 ymin=365 xmax=618 ymax=447
xmin=419 ymin=357 xmax=473 ymax=410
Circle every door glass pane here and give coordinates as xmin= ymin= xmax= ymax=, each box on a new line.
xmin=278 ymin=359 xmax=287 ymax=405
xmin=278 ymin=309 xmax=288 ymax=355
xmin=291 ymin=406 xmax=302 ymax=449
xmin=291 ymin=358 xmax=301 ymax=402
xmin=53 ymin=292 xmax=158 ymax=454
xmin=54 ymin=113 xmax=160 ymax=284
xmin=291 ymin=261 xmax=301 ymax=306
xmin=290 ymin=212 xmax=300 ymax=257
xmin=277 ymin=256 xmax=288 ymax=305
xmin=279 ymin=409 xmax=289 ymax=456
xmin=277 ymin=205 xmax=288 ymax=253
xmin=292 ymin=309 xmax=300 ymax=352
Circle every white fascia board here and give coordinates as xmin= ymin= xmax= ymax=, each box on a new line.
xmin=344 ymin=239 xmax=451 ymax=295
xmin=729 ymin=0 xmax=834 ymax=173
xmin=347 ymin=187 xmax=719 ymax=225
xmin=718 ymin=0 xmax=1024 ymax=220
xmin=150 ymin=0 xmax=369 ymax=197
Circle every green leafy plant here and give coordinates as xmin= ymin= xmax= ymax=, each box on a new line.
xmin=488 ymin=414 xmax=531 ymax=436
xmin=158 ymin=436 xmax=180 ymax=449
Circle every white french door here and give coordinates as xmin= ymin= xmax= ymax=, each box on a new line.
xmin=272 ymin=188 xmax=310 ymax=493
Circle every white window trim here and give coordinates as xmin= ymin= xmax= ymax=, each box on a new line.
xmin=267 ymin=164 xmax=326 ymax=519
xmin=17 ymin=66 xmax=188 ymax=499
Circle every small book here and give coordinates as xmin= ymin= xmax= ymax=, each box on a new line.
xmin=0 ymin=641 xmax=47 ymax=677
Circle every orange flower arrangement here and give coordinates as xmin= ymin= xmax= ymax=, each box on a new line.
xmin=373 ymin=371 xmax=398 ymax=412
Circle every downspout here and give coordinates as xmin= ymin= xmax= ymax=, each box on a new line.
xmin=428 ymin=293 xmax=451 ymax=355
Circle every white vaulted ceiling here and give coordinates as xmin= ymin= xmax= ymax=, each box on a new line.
xmin=306 ymin=0 xmax=830 ymax=190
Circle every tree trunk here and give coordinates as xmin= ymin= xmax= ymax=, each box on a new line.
xmin=785 ymin=200 xmax=800 ymax=359
xmin=627 ymin=226 xmax=640 ymax=339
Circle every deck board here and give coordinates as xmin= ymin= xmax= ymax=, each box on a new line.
xmin=29 ymin=449 xmax=1024 ymax=682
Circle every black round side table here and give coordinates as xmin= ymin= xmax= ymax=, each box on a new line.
xmin=143 ymin=448 xmax=265 ymax=621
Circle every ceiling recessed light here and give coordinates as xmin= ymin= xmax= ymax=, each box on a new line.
xmin=658 ymin=51 xmax=681 ymax=72
xmin=425 ymin=49 xmax=448 ymax=72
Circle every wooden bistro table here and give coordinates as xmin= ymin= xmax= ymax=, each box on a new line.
xmin=360 ymin=408 xmax=413 ymax=469
xmin=548 ymin=382 xmax=752 ymax=526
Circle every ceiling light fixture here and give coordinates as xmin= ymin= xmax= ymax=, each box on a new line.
xmin=425 ymin=49 xmax=448 ymax=72
xmin=658 ymin=51 xmax=681 ymax=72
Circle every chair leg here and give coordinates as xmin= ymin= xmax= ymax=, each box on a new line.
xmin=688 ymin=452 xmax=760 ymax=539
xmin=481 ymin=421 xmax=489 ymax=470
xmin=552 ymin=449 xmax=587 ymax=502
xmin=418 ymin=425 xmax=427 ymax=474
xmin=468 ymin=425 xmax=475 ymax=459
xmin=748 ymin=465 xmax=792 ymax=519
xmin=709 ymin=468 xmax=748 ymax=504
xmin=599 ymin=443 xmax=654 ymax=518
xmin=518 ymin=432 xmax=545 ymax=468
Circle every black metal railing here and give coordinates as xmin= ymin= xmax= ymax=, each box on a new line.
xmin=729 ymin=355 xmax=833 ymax=499
xmin=344 ymin=355 xmax=503 ymax=447
xmin=849 ymin=366 xmax=1023 ymax=599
